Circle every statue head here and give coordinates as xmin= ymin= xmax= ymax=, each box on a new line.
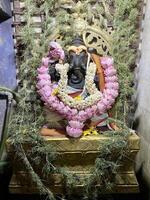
xmin=67 ymin=37 xmax=88 ymax=89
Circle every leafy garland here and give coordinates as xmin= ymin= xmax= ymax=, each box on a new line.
xmin=112 ymin=0 xmax=139 ymax=122
xmin=8 ymin=0 xmax=140 ymax=199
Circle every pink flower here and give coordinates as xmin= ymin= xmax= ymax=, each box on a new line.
xmin=56 ymin=104 xmax=65 ymax=113
xmin=52 ymin=83 xmax=58 ymax=89
xmin=49 ymin=41 xmax=61 ymax=49
xmin=105 ymin=82 xmax=114 ymax=89
xmin=104 ymin=89 xmax=116 ymax=100
xmin=105 ymin=82 xmax=119 ymax=90
xmin=63 ymin=106 xmax=70 ymax=115
xmin=105 ymin=76 xmax=118 ymax=83
xmin=36 ymin=79 xmax=50 ymax=89
xmin=51 ymin=102 xmax=59 ymax=109
xmin=37 ymin=74 xmax=50 ymax=81
xmin=59 ymin=102 xmax=65 ymax=110
xmin=112 ymin=82 xmax=119 ymax=90
xmin=111 ymin=90 xmax=119 ymax=98
xmin=91 ymin=105 xmax=97 ymax=113
xmin=108 ymin=97 xmax=115 ymax=105
xmin=106 ymin=104 xmax=112 ymax=109
xmin=69 ymin=120 xmax=84 ymax=129
xmin=77 ymin=111 xmax=87 ymax=121
xmin=67 ymin=114 xmax=74 ymax=120
xmin=104 ymin=68 xmax=117 ymax=76
xmin=37 ymin=66 xmax=48 ymax=74
xmin=101 ymin=98 xmax=110 ymax=106
xmin=43 ymin=85 xmax=52 ymax=92
xmin=47 ymin=96 xmax=57 ymax=104
xmin=97 ymin=102 xmax=106 ymax=113
xmin=84 ymin=107 xmax=93 ymax=118
xmin=75 ymin=115 xmax=84 ymax=121
xmin=70 ymin=109 xmax=78 ymax=116
xmin=104 ymin=89 xmax=112 ymax=95
xmin=38 ymin=87 xmax=52 ymax=97
xmin=45 ymin=90 xmax=51 ymax=97
xmin=37 ymin=89 xmax=44 ymax=95
xmin=42 ymin=57 xmax=49 ymax=67
xmin=66 ymin=126 xmax=82 ymax=138
xmin=101 ymin=57 xmax=113 ymax=68
xmin=104 ymin=90 xmax=118 ymax=98
xmin=41 ymin=96 xmax=47 ymax=102
xmin=48 ymin=41 xmax=65 ymax=62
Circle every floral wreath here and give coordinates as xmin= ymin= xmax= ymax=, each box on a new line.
xmin=36 ymin=42 xmax=119 ymax=138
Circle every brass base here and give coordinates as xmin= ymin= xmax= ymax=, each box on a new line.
xmin=7 ymin=133 xmax=140 ymax=194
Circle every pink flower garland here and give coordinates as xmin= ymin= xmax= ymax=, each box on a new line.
xmin=36 ymin=56 xmax=119 ymax=138
xmin=48 ymin=41 xmax=65 ymax=63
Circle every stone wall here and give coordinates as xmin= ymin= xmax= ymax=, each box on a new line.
xmin=135 ymin=0 xmax=150 ymax=197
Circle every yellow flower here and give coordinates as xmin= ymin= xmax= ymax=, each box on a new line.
xmin=74 ymin=95 xmax=83 ymax=101
xmin=92 ymin=129 xmax=99 ymax=135
xmin=83 ymin=129 xmax=91 ymax=136
xmin=83 ymin=127 xmax=99 ymax=136
xmin=52 ymin=88 xmax=59 ymax=96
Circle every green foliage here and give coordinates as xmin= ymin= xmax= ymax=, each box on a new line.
xmin=10 ymin=133 xmax=56 ymax=200
xmin=9 ymin=0 xmax=140 ymax=199
xmin=112 ymin=0 xmax=139 ymax=122
xmin=84 ymin=121 xmax=130 ymax=198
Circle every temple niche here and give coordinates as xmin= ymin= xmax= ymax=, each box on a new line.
xmin=37 ymin=1 xmax=118 ymax=138
xmin=38 ymin=38 xmax=119 ymax=137
xmin=6 ymin=0 xmax=142 ymax=198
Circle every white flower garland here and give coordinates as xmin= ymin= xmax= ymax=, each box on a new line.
xmin=56 ymin=62 xmax=102 ymax=110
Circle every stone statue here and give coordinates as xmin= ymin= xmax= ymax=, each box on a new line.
xmin=37 ymin=38 xmax=119 ymax=137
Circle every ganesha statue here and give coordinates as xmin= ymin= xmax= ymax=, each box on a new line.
xmin=36 ymin=37 xmax=119 ymax=138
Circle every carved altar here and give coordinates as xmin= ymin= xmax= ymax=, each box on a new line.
xmin=7 ymin=132 xmax=140 ymax=194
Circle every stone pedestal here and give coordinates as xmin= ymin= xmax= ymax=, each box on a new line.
xmin=7 ymin=132 xmax=140 ymax=195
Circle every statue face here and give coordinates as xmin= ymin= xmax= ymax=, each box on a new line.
xmin=67 ymin=45 xmax=88 ymax=89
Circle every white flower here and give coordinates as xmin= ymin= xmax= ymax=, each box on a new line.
xmin=56 ymin=61 xmax=103 ymax=110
